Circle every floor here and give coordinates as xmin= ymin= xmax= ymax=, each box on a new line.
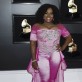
xmin=0 ymin=69 xmax=82 ymax=82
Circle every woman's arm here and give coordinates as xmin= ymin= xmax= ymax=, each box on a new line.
xmin=30 ymin=41 xmax=37 ymax=60
xmin=61 ymin=35 xmax=72 ymax=51
xmin=30 ymin=41 xmax=38 ymax=70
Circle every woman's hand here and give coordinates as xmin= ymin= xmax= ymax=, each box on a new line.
xmin=32 ymin=61 xmax=39 ymax=70
xmin=56 ymin=44 xmax=61 ymax=51
xmin=56 ymin=44 xmax=65 ymax=51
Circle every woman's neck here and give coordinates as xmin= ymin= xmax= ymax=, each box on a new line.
xmin=42 ymin=22 xmax=56 ymax=29
xmin=43 ymin=22 xmax=53 ymax=24
xmin=43 ymin=22 xmax=54 ymax=26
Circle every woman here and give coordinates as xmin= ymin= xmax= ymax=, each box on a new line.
xmin=27 ymin=4 xmax=72 ymax=82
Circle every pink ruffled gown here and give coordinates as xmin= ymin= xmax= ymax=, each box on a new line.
xmin=27 ymin=24 xmax=70 ymax=82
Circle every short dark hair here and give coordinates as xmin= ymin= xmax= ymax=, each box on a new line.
xmin=35 ymin=4 xmax=60 ymax=24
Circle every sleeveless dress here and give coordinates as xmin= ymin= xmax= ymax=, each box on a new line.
xmin=27 ymin=24 xmax=70 ymax=82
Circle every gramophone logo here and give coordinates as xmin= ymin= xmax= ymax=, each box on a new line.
xmin=68 ymin=0 xmax=77 ymax=13
xmin=21 ymin=19 xmax=31 ymax=34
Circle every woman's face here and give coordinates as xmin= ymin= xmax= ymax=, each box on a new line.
xmin=43 ymin=8 xmax=54 ymax=23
